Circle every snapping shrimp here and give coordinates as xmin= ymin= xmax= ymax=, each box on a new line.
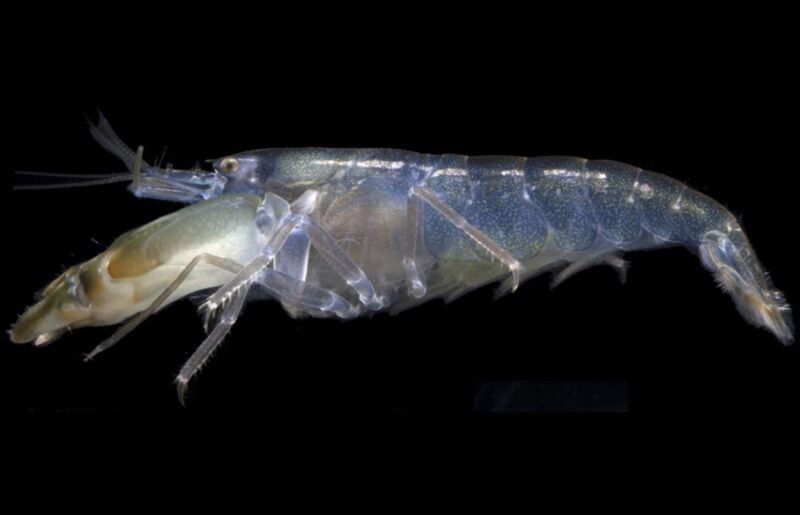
xmin=11 ymin=116 xmax=794 ymax=403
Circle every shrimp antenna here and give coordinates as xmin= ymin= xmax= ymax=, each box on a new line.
xmin=13 ymin=172 xmax=135 ymax=190
xmin=14 ymin=110 xmax=148 ymax=192
xmin=13 ymin=145 xmax=144 ymax=191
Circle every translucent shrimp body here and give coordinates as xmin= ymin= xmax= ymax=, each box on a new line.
xmin=16 ymin=150 xmax=794 ymax=341
xmin=11 ymin=123 xmax=794 ymax=402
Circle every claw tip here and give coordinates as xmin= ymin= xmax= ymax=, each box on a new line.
xmin=176 ymin=376 xmax=189 ymax=407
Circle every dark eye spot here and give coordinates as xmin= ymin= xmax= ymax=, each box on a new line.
xmin=220 ymin=157 xmax=239 ymax=174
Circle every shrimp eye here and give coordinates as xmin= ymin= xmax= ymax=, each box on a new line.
xmin=219 ymin=157 xmax=239 ymax=174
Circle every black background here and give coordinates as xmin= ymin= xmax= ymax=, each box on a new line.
xmin=2 ymin=26 xmax=797 ymax=424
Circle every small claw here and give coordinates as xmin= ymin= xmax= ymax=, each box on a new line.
xmin=83 ymin=342 xmax=107 ymax=362
xmin=176 ymin=375 xmax=190 ymax=407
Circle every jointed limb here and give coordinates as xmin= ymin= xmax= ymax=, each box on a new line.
xmin=201 ymin=214 xmax=304 ymax=313
xmin=177 ymin=265 xmax=361 ymax=404
xmin=403 ymin=194 xmax=427 ymax=298
xmin=176 ymin=285 xmax=248 ymax=406
xmin=411 ymin=186 xmax=522 ymax=291
xmin=297 ymin=217 xmax=385 ymax=310
xmin=201 ymin=211 xmax=385 ymax=314
xmin=256 ymin=268 xmax=358 ymax=318
xmin=203 ymin=186 xmax=384 ymax=327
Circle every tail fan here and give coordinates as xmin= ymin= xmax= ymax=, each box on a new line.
xmin=700 ymin=230 xmax=793 ymax=345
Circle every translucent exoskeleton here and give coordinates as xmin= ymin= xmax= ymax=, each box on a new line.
xmin=11 ymin=115 xmax=794 ymax=404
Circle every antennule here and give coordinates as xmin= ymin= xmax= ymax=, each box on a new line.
xmin=13 ymin=173 xmax=135 ymax=191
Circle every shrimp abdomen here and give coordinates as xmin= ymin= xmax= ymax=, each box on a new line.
xmin=415 ymin=154 xmax=792 ymax=343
